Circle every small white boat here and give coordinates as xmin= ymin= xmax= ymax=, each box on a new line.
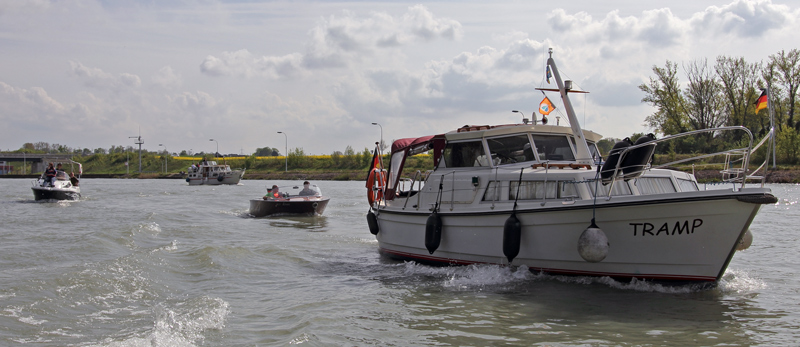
xmin=365 ymin=50 xmax=777 ymax=284
xmin=31 ymin=160 xmax=82 ymax=201
xmin=185 ymin=161 xmax=245 ymax=185
xmin=249 ymin=183 xmax=330 ymax=217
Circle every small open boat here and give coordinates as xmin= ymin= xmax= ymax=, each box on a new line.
xmin=249 ymin=183 xmax=330 ymax=217
xmin=31 ymin=160 xmax=82 ymax=201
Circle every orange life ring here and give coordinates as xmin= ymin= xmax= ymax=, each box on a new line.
xmin=366 ymin=168 xmax=387 ymax=205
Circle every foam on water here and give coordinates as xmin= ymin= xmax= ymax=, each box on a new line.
xmin=717 ymin=268 xmax=767 ymax=293
xmin=86 ymin=296 xmax=229 ymax=347
xmin=399 ymin=262 xmax=759 ymax=294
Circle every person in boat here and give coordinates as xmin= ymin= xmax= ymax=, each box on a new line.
xmin=299 ymin=181 xmax=317 ymax=196
xmin=264 ymin=185 xmax=282 ymax=200
xmin=56 ymin=163 xmax=64 ymax=172
xmin=44 ymin=162 xmax=56 ymax=187
xmin=69 ymin=172 xmax=79 ymax=186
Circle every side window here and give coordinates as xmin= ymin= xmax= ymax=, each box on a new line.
xmin=635 ymin=177 xmax=676 ymax=194
xmin=588 ymin=181 xmax=632 ymax=196
xmin=532 ymin=135 xmax=575 ymax=161
xmin=676 ymin=179 xmax=699 ymax=192
xmin=510 ymin=181 xmax=557 ymax=200
xmin=442 ymin=141 xmax=485 ymax=168
xmin=486 ymin=135 xmax=535 ymax=165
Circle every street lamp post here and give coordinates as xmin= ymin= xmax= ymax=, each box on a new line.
xmin=209 ymin=139 xmax=219 ymax=158
xmin=371 ymin=122 xmax=383 ymax=149
xmin=277 ymin=131 xmax=287 ymax=171
xmin=159 ymin=144 xmax=168 ymax=174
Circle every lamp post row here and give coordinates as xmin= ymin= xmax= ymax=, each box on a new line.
xmin=125 ymin=124 xmax=380 ymax=175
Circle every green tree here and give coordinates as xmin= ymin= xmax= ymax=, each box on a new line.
xmin=776 ymin=126 xmax=800 ymax=164
xmin=768 ymin=49 xmax=800 ymax=130
xmin=639 ymin=60 xmax=688 ymax=135
xmin=715 ymin=56 xmax=764 ymax=136
xmin=254 ymin=146 xmax=278 ymax=156
xmin=684 ymin=59 xmax=724 ymax=151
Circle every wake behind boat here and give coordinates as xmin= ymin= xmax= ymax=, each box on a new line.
xmin=185 ymin=160 xmax=245 ymax=185
xmin=249 ymin=182 xmax=330 ymax=217
xmin=32 ymin=160 xmax=82 ymax=201
xmin=365 ymin=50 xmax=777 ymax=284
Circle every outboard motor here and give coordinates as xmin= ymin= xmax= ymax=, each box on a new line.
xmin=600 ymin=138 xmax=632 ymax=182
xmin=621 ymin=133 xmax=656 ymax=180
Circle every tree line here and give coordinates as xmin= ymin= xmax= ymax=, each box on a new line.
xmin=638 ymin=49 xmax=799 ymax=164
xmin=12 ymin=142 xmax=285 ymax=158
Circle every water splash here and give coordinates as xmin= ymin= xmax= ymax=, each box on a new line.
xmin=137 ymin=222 xmax=162 ymax=235
xmin=401 ymin=262 xmax=536 ymax=291
xmin=717 ymin=268 xmax=767 ymax=294
xmin=400 ymin=262 xmax=725 ymax=294
xmin=86 ymin=296 xmax=230 ymax=347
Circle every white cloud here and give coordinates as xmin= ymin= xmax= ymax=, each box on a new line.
xmin=689 ymin=0 xmax=793 ymax=37
xmin=151 ymin=66 xmax=182 ymax=89
xmin=69 ymin=61 xmax=141 ymax=91
xmin=201 ymin=5 xmax=462 ymax=78
xmin=0 ymin=82 xmax=65 ymax=121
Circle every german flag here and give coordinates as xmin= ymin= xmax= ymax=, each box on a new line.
xmin=755 ymin=89 xmax=768 ymax=113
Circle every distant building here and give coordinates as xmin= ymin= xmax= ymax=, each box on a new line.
xmin=0 ymin=161 xmax=13 ymax=174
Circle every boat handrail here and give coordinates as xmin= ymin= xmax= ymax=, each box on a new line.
xmin=729 ymin=127 xmax=773 ymax=185
xmin=604 ymin=126 xmax=756 ymax=194
xmin=402 ymin=172 xmax=422 ymax=210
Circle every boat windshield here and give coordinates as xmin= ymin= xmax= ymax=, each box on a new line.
xmin=284 ymin=184 xmax=322 ymax=197
xmin=486 ymin=135 xmax=535 ymax=165
xmin=442 ymin=140 xmax=486 ymax=168
xmin=531 ymin=135 xmax=575 ymax=161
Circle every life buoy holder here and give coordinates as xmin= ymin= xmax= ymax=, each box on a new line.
xmin=366 ymin=168 xmax=387 ymax=205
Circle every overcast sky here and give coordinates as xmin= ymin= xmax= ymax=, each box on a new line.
xmin=1 ymin=0 xmax=797 ymax=155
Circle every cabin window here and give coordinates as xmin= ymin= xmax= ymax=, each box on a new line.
xmin=570 ymin=138 xmax=601 ymax=163
xmin=532 ymin=135 xmax=575 ymax=161
xmin=442 ymin=140 xmax=486 ymax=168
xmin=588 ymin=181 xmax=632 ymax=196
xmin=504 ymin=181 xmax=579 ymax=200
xmin=676 ymin=178 xmax=699 ymax=192
xmin=485 ymin=135 xmax=535 ymax=165
xmin=634 ymin=177 xmax=676 ymax=194
xmin=483 ymin=181 xmax=505 ymax=201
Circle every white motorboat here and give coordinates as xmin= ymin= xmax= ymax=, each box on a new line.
xmin=365 ymin=50 xmax=777 ymax=284
xmin=185 ymin=160 xmax=245 ymax=185
xmin=32 ymin=160 xmax=82 ymax=201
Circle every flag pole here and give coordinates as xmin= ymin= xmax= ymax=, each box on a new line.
xmin=768 ymin=84 xmax=776 ymax=169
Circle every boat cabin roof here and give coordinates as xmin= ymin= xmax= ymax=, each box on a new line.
xmin=447 ymin=124 xmax=602 ymax=143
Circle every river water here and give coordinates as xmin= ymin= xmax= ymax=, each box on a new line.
xmin=0 ymin=179 xmax=798 ymax=346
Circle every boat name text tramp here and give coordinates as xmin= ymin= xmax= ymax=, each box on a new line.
xmin=629 ymin=219 xmax=703 ymax=236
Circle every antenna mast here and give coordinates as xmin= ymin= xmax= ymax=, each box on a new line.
xmin=129 ymin=130 xmax=144 ymax=174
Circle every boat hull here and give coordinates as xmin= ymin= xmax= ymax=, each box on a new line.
xmin=249 ymin=197 xmax=329 ymax=217
xmin=373 ymin=190 xmax=772 ymax=283
xmin=31 ymin=186 xmax=80 ymax=201
xmin=186 ymin=169 xmax=245 ymax=185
